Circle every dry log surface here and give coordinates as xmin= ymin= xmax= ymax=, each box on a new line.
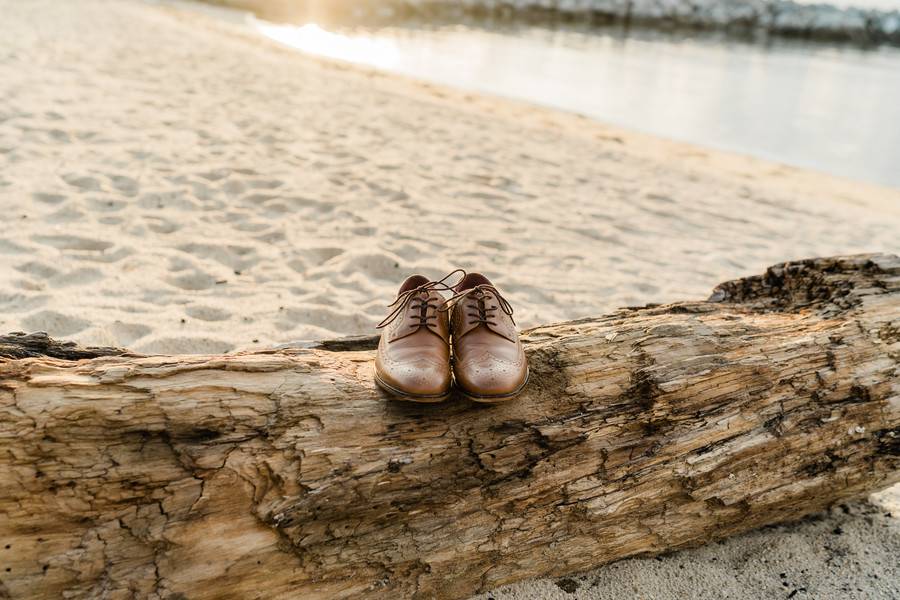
xmin=1 ymin=254 xmax=899 ymax=599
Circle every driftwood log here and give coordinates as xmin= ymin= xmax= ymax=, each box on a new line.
xmin=1 ymin=254 xmax=898 ymax=600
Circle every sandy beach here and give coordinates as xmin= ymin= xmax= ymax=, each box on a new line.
xmin=0 ymin=0 xmax=898 ymax=597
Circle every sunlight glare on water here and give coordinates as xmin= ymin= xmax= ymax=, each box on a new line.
xmin=253 ymin=21 xmax=401 ymax=69
xmin=253 ymin=15 xmax=900 ymax=188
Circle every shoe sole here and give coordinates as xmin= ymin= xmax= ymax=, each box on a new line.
xmin=456 ymin=368 xmax=529 ymax=404
xmin=374 ymin=373 xmax=452 ymax=403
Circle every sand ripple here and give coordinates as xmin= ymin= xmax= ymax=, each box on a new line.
xmin=1 ymin=0 xmax=898 ymax=356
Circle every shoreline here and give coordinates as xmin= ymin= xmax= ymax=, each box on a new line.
xmin=183 ymin=0 xmax=900 ymax=202
xmin=207 ymin=0 xmax=900 ymax=47
xmin=195 ymin=0 xmax=900 ymax=190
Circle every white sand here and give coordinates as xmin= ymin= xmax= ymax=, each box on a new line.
xmin=472 ymin=502 xmax=900 ymax=599
xmin=0 ymin=0 xmax=897 ymax=597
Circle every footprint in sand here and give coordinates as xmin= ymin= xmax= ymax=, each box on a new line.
xmin=222 ymin=180 xmax=245 ymax=196
xmin=71 ymin=246 xmax=133 ymax=264
xmin=138 ymin=191 xmax=198 ymax=212
xmin=257 ymin=199 xmax=291 ymax=217
xmin=336 ymin=252 xmax=404 ymax=281
xmin=32 ymin=234 xmax=113 ymax=252
xmin=476 ymin=240 xmax=507 ymax=251
xmin=46 ymin=205 xmax=87 ymax=224
xmin=295 ymin=247 xmax=345 ymax=267
xmin=0 ymin=292 xmax=48 ymax=313
xmin=106 ymin=174 xmax=139 ymax=195
xmin=287 ymin=258 xmax=307 ymax=274
xmin=231 ymin=217 xmax=270 ymax=232
xmin=176 ymin=243 xmax=260 ymax=272
xmin=107 ymin=321 xmax=152 ymax=346
xmin=12 ymin=278 xmax=45 ymax=292
xmin=22 ymin=310 xmax=91 ymax=337
xmin=143 ymin=215 xmax=180 ymax=234
xmin=285 ymin=196 xmax=336 ymax=215
xmin=15 ymin=260 xmax=60 ymax=279
xmin=167 ymin=255 xmax=196 ymax=272
xmin=278 ymin=306 xmax=374 ymax=334
xmin=388 ymin=242 xmax=434 ymax=262
xmin=198 ymin=168 xmax=231 ymax=182
xmin=50 ymin=267 xmax=104 ymax=287
xmin=135 ymin=336 xmax=234 ymax=355
xmin=184 ymin=305 xmax=231 ymax=322
xmin=167 ymin=271 xmax=220 ymax=291
xmin=47 ymin=129 xmax=71 ymax=143
xmin=88 ymin=197 xmax=128 ymax=212
xmin=242 ymin=193 xmax=279 ymax=206
xmin=61 ymin=173 xmax=102 ymax=192
xmin=255 ymin=230 xmax=286 ymax=244
xmin=0 ymin=239 xmax=28 ymax=254
xmin=245 ymin=179 xmax=284 ymax=190
xmin=32 ymin=192 xmax=67 ymax=205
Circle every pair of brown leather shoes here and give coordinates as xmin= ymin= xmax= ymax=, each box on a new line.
xmin=374 ymin=270 xmax=528 ymax=403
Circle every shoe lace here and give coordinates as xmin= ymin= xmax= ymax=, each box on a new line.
xmin=376 ymin=269 xmax=467 ymax=333
xmin=440 ymin=284 xmax=515 ymax=327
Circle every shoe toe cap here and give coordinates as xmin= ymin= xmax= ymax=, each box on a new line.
xmin=456 ymin=357 xmax=527 ymax=397
xmin=379 ymin=359 xmax=452 ymax=397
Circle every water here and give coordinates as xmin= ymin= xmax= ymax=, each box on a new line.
xmin=250 ymin=15 xmax=900 ymax=189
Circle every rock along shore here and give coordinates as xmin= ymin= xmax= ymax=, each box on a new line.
xmin=225 ymin=0 xmax=900 ymax=46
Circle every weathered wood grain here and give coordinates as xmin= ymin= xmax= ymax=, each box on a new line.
xmin=1 ymin=254 xmax=898 ymax=600
xmin=0 ymin=332 xmax=128 ymax=361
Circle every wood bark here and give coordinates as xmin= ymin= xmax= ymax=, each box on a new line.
xmin=1 ymin=254 xmax=898 ymax=600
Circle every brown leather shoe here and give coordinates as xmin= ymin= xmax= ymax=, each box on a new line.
xmin=374 ymin=273 xmax=458 ymax=402
xmin=445 ymin=273 xmax=528 ymax=403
